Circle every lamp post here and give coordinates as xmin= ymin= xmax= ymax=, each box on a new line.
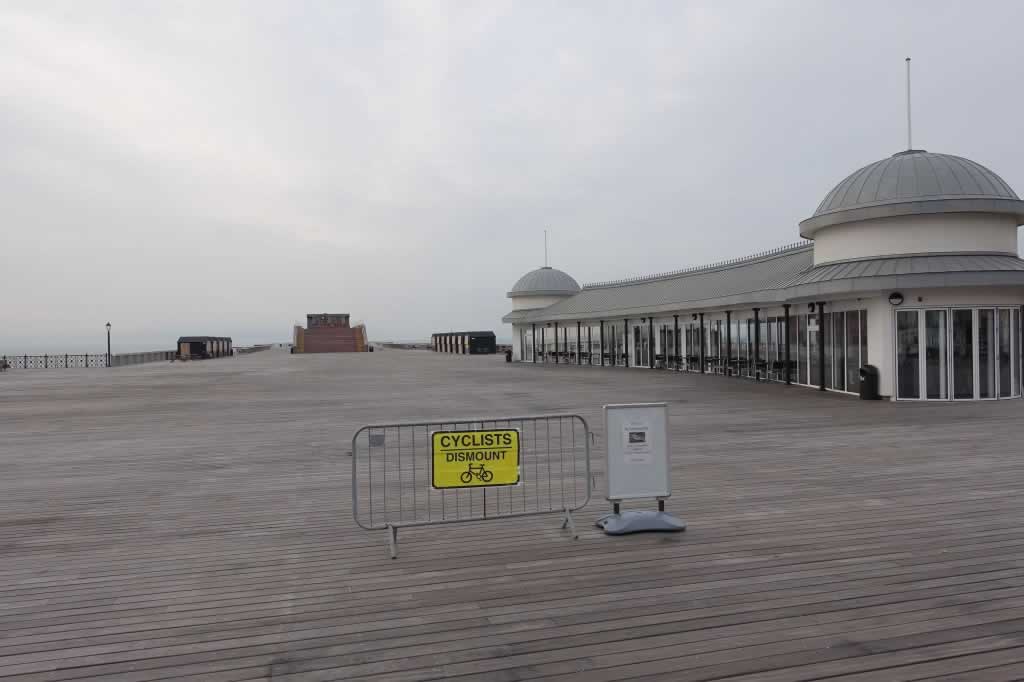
xmin=106 ymin=322 xmax=112 ymax=368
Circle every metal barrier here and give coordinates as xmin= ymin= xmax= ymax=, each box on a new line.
xmin=1 ymin=354 xmax=108 ymax=369
xmin=0 ymin=351 xmax=179 ymax=370
xmin=352 ymin=414 xmax=592 ymax=558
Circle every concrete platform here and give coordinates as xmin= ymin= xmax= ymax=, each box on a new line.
xmin=2 ymin=348 xmax=1024 ymax=680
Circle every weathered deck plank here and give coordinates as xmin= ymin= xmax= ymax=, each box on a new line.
xmin=2 ymin=349 xmax=1024 ymax=680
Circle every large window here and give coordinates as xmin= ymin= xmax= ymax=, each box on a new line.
xmin=898 ymin=307 xmax=1020 ymax=401
xmin=788 ymin=309 xmax=867 ymax=393
xmin=808 ymin=315 xmax=820 ymax=386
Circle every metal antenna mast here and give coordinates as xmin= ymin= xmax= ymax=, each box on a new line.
xmin=905 ymin=57 xmax=912 ymax=150
xmin=544 ymin=229 xmax=548 ymax=267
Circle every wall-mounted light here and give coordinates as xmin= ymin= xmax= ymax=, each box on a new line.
xmin=807 ymin=303 xmax=816 ymax=313
xmin=888 ymin=292 xmax=905 ymax=306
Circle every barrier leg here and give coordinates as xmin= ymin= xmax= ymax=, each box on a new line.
xmin=387 ymin=524 xmax=398 ymax=559
xmin=561 ymin=509 xmax=578 ymax=540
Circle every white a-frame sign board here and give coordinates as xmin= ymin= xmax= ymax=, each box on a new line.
xmin=603 ymin=402 xmax=670 ymax=501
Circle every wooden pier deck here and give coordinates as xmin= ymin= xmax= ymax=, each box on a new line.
xmin=2 ymin=348 xmax=1024 ymax=681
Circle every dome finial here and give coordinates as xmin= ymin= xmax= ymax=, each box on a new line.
xmin=905 ymin=57 xmax=913 ymax=151
xmin=544 ymin=228 xmax=548 ymax=267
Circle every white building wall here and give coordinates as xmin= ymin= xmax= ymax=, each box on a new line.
xmin=894 ymin=286 xmax=1024 ymax=308
xmin=825 ymin=287 xmax=1024 ymax=398
xmin=510 ymin=295 xmax=570 ymax=311
xmin=512 ymin=324 xmax=523 ymax=361
xmin=510 ymin=287 xmax=1023 ymax=398
xmin=812 ymin=213 xmax=1019 ymax=265
xmin=862 ymin=296 xmax=894 ymax=398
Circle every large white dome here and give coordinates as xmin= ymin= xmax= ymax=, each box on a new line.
xmin=800 ymin=150 xmax=1024 ymax=238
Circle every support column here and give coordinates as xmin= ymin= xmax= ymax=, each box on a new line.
xmin=753 ymin=307 xmax=761 ymax=381
xmin=554 ymin=323 xmax=559 ymax=364
xmin=817 ymin=302 xmax=826 ymax=390
xmin=784 ymin=304 xmax=792 ymax=385
xmin=577 ymin=321 xmax=585 ymax=364
xmin=725 ymin=311 xmax=732 ymax=376
xmin=673 ymin=315 xmax=679 ymax=371
xmin=532 ymin=324 xmax=537 ymax=363
xmin=587 ymin=324 xmax=592 ymax=366
xmin=624 ymin=319 xmax=629 ymax=367
xmin=600 ymin=321 xmax=605 ymax=367
xmin=540 ymin=327 xmax=545 ymax=363
xmin=699 ymin=313 xmax=705 ymax=374
xmin=563 ymin=327 xmax=568 ymax=363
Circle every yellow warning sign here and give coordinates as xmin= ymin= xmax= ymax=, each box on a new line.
xmin=431 ymin=429 xmax=520 ymax=489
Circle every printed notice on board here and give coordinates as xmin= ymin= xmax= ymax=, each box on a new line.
xmin=622 ymin=421 xmax=653 ymax=464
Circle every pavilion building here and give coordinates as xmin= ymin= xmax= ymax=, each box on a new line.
xmin=503 ymin=149 xmax=1024 ymax=401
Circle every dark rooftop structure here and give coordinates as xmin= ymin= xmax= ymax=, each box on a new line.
xmin=176 ymin=336 xmax=232 ymax=360
xmin=432 ymin=330 xmax=497 ymax=355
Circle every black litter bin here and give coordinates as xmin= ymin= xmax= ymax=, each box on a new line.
xmin=859 ymin=364 xmax=880 ymax=400
xmin=505 ymin=349 xmax=513 ymax=363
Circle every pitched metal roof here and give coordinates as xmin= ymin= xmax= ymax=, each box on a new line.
xmin=519 ymin=243 xmax=814 ymax=321
xmin=783 ymin=253 xmax=1024 ymax=287
xmin=501 ymin=309 xmax=533 ymax=323
xmin=514 ymin=248 xmax=1024 ymax=323
xmin=508 ymin=267 xmax=580 ymax=297
xmin=801 ymin=150 xmax=1024 ymax=236
xmin=780 ymin=253 xmax=1024 ymax=301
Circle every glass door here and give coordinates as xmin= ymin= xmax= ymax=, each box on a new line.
xmin=846 ymin=311 xmax=860 ymax=393
xmin=1015 ymin=309 xmax=1021 ymax=397
xmin=999 ymin=310 xmax=1012 ymax=397
xmin=633 ymin=326 xmax=642 ymax=367
xmin=978 ymin=309 xmax=997 ymax=399
xmin=952 ymin=309 xmax=974 ymax=399
xmin=896 ymin=310 xmax=920 ymax=400
xmin=808 ymin=315 xmax=820 ymax=387
xmin=898 ymin=307 xmax=1019 ymax=401
xmin=832 ymin=312 xmax=846 ymax=392
xmin=798 ymin=315 xmax=808 ymax=384
xmin=925 ymin=310 xmax=948 ymax=400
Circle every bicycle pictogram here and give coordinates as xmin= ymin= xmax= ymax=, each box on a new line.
xmin=460 ymin=463 xmax=494 ymax=484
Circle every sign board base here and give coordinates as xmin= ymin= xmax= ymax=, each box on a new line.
xmin=595 ymin=511 xmax=686 ymax=535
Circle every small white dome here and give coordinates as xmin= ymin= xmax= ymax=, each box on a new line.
xmin=507 ymin=267 xmax=580 ymax=298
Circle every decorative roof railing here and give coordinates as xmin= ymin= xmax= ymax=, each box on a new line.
xmin=581 ymin=241 xmax=813 ymax=289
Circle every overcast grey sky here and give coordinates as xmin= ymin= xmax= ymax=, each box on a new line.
xmin=2 ymin=1 xmax=1022 ymax=351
